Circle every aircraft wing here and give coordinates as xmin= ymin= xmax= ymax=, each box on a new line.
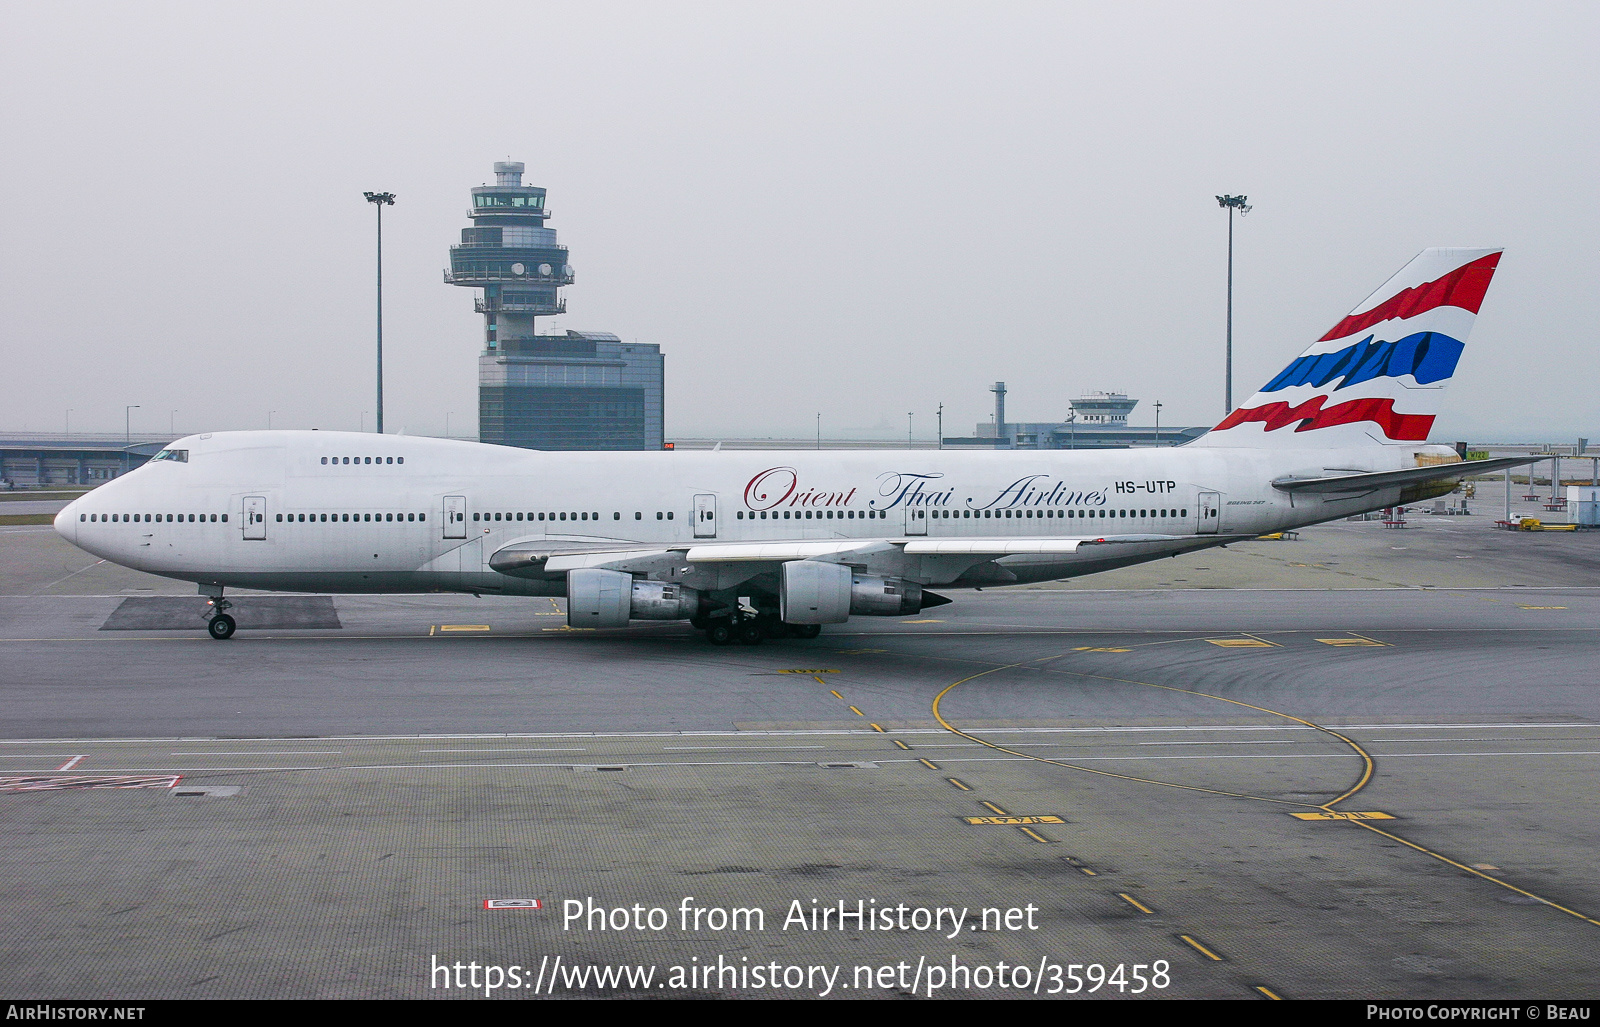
xmin=1271 ymin=456 xmax=1539 ymax=495
xmin=491 ymin=532 xmax=1233 ymax=581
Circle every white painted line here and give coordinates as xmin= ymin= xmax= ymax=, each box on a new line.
xmin=55 ymin=755 xmax=86 ymax=771
xmin=416 ymin=748 xmax=587 ymax=753
xmin=68 ymin=749 xmax=1600 ymax=774
xmin=170 ymin=751 xmax=343 ymax=756
xmin=0 ymin=723 xmax=1594 ymax=745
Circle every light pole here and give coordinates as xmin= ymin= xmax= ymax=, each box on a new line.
xmin=1066 ymin=411 xmax=1076 ymax=450
xmin=937 ymin=403 xmax=944 ymax=450
xmin=364 ymin=190 xmax=396 ymax=433
xmin=816 ymin=412 xmax=820 ymax=451
xmin=360 ymin=411 xmax=367 ymax=433
xmin=908 ymin=412 xmax=914 ymax=450
xmin=124 ymin=405 xmax=139 ymax=477
xmin=268 ymin=410 xmax=277 ymax=430
xmin=65 ymin=409 xmax=72 ymax=436
xmin=1153 ymin=400 xmax=1162 ymax=447
xmin=1216 ymin=194 xmax=1251 ymax=415
xmin=445 ymin=412 xmax=453 ymax=439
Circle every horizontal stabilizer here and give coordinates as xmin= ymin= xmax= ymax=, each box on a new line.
xmin=1271 ymin=456 xmax=1537 ymax=495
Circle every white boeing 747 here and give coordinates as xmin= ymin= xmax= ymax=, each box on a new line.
xmin=57 ymin=248 xmax=1531 ymax=642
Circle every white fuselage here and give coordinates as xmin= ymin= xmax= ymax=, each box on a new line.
xmin=55 ymin=430 xmax=1439 ymax=599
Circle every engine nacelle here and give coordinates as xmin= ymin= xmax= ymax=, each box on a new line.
xmin=779 ymin=560 xmax=852 ymax=624
xmin=567 ymin=568 xmax=632 ymax=628
xmin=567 ymin=569 xmax=703 ymax=628
xmin=628 ymin=580 xmax=702 ymax=620
xmin=849 ymin=574 xmax=926 ymax=616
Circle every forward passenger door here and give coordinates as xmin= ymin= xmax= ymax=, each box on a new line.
xmin=243 ymin=496 xmax=266 ymax=540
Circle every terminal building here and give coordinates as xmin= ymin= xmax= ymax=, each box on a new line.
xmin=446 ymin=161 xmax=663 ymax=451
xmin=944 ymin=384 xmax=1208 ymax=449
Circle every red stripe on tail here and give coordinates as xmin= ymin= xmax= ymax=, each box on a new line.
xmin=1214 ymin=396 xmax=1435 ymax=441
xmin=1320 ymin=252 xmax=1501 ymax=342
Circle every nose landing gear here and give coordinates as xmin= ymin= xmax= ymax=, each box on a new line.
xmin=203 ymin=591 xmax=236 ymax=640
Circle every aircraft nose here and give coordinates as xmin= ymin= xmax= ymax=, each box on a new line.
xmin=54 ymin=499 xmax=78 ymax=543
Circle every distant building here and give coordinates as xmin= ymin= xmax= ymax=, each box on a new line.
xmin=944 ymin=385 xmax=1207 ymax=449
xmin=446 ymin=161 xmax=663 ymax=450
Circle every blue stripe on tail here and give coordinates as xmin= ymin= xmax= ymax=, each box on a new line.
xmin=1261 ymin=332 xmax=1464 ymax=394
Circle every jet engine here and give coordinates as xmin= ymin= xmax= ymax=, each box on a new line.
xmin=779 ymin=561 xmax=948 ymax=622
xmin=848 ymin=574 xmax=930 ymax=616
xmin=566 ymin=569 xmax=702 ymax=628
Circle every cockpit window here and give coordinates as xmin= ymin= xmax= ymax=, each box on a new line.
xmin=151 ymin=449 xmax=189 ymax=463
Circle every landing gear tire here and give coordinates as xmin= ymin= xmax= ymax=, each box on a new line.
xmin=706 ymin=622 xmax=735 ymax=646
xmin=736 ymin=621 xmax=765 ymax=645
xmin=207 ymin=614 xmax=236 ymax=641
xmin=786 ymin=623 xmax=821 ymax=639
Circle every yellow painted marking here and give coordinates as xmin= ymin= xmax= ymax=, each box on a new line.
xmin=1078 ymin=867 xmax=1097 ymax=876
xmin=1255 ymin=986 xmax=1282 ymax=1000
xmin=965 ymin=815 xmax=1064 ymax=826
xmin=829 ymin=690 xmax=843 ymax=699
xmin=1290 ymin=810 xmax=1395 ymax=821
xmin=932 ymin=662 xmax=1365 ymax=809
xmin=1352 ymin=821 xmax=1600 ymax=928
xmin=848 ymin=706 xmax=864 ymax=716
xmin=534 ymin=612 xmax=564 ymax=616
xmin=1117 ymin=893 xmax=1154 ymax=914
xmin=440 ymin=625 xmax=491 ymax=632
xmin=1518 ymin=606 xmax=1568 ymax=610
xmin=946 ymin=777 xmax=971 ymax=790
xmin=1018 ymin=827 xmax=1053 ymax=843
xmin=893 ymin=740 xmax=912 ymax=750
xmin=1471 ymin=864 xmax=1500 ymax=871
xmin=919 ymin=759 xmax=940 ymax=770
xmin=1316 ymin=637 xmax=1387 ymax=646
xmin=869 ymin=723 xmax=886 ymax=733
xmin=1179 ymin=935 xmax=1223 ymax=961
xmin=428 ymin=625 xmax=435 ymax=636
xmin=1206 ymin=638 xmax=1276 ymax=647
xmin=1075 ymin=646 xmax=1131 ymax=653
xmin=542 ymin=626 xmax=593 ymax=632
xmin=779 ymin=669 xmax=840 ymax=673
xmin=981 ymin=801 xmax=1009 ymax=815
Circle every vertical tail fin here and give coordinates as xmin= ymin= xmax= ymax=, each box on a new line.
xmin=1196 ymin=248 xmax=1503 ymax=448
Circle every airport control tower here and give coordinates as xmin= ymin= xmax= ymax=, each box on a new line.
xmin=446 ymin=161 xmax=663 ymax=450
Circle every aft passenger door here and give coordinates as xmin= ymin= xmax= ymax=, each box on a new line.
xmin=1196 ymin=491 xmax=1221 ymax=534
xmin=693 ymin=494 xmax=717 ymax=538
xmin=443 ymin=495 xmax=467 ymax=539
xmin=243 ymin=496 xmax=267 ymax=540
xmin=904 ymin=506 xmax=927 ymax=535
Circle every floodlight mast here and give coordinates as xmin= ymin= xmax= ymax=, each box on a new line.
xmin=364 ymin=191 xmax=396 ymax=433
xmin=1216 ymin=194 xmax=1251 ymax=415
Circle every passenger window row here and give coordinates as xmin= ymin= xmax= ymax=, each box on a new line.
xmin=84 ymin=513 xmax=226 ymax=523
xmin=320 ymin=456 xmax=404 ymax=466
xmin=277 ymin=512 xmax=425 ymax=522
xmin=736 ymin=510 xmax=886 ymax=520
xmin=472 ymin=511 xmax=676 ymax=522
xmin=917 ymin=507 xmax=1189 ymax=520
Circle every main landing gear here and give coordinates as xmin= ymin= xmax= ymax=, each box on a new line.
xmin=702 ymin=614 xmax=821 ymax=645
xmin=203 ymin=590 xmax=236 ymax=640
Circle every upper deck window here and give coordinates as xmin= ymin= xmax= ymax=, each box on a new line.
xmin=151 ymin=449 xmax=188 ymax=463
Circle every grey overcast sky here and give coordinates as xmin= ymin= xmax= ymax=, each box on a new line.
xmin=1 ymin=1 xmax=1595 ymax=442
